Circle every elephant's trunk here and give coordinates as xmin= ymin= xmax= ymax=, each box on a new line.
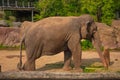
xmin=92 ymin=31 xmax=108 ymax=68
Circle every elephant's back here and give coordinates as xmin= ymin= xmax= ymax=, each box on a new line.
xmin=25 ymin=16 xmax=80 ymax=41
xmin=35 ymin=16 xmax=77 ymax=27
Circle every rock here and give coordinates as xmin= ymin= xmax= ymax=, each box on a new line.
xmin=0 ymin=21 xmax=33 ymax=47
xmin=96 ymin=21 xmax=120 ymax=66
xmin=96 ymin=23 xmax=117 ymax=49
xmin=0 ymin=71 xmax=120 ymax=80
xmin=0 ymin=27 xmax=20 ymax=47
xmin=0 ymin=20 xmax=8 ymax=27
xmin=4 ymin=29 xmax=20 ymax=46
xmin=12 ymin=22 xmax=21 ymax=27
xmin=96 ymin=22 xmax=117 ymax=49
xmin=112 ymin=20 xmax=120 ymax=48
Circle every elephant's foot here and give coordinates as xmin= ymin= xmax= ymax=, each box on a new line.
xmin=62 ymin=66 xmax=72 ymax=71
xmin=22 ymin=60 xmax=35 ymax=71
xmin=103 ymin=48 xmax=110 ymax=68
xmin=103 ymin=63 xmax=108 ymax=69
xmin=17 ymin=62 xmax=23 ymax=71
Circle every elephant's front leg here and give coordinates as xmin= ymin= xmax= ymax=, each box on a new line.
xmin=103 ymin=48 xmax=110 ymax=66
xmin=63 ymin=50 xmax=72 ymax=71
xmin=68 ymin=34 xmax=83 ymax=72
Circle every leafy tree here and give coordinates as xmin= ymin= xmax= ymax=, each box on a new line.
xmin=35 ymin=0 xmax=64 ymax=20
xmin=62 ymin=0 xmax=81 ymax=16
xmin=101 ymin=0 xmax=115 ymax=25
xmin=80 ymin=0 xmax=116 ymax=25
xmin=113 ymin=0 xmax=120 ymax=18
xmin=34 ymin=0 xmax=81 ymax=20
xmin=80 ymin=0 xmax=104 ymax=21
xmin=35 ymin=0 xmax=119 ymax=25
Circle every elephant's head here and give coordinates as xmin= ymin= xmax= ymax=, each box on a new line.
xmin=79 ymin=14 xmax=97 ymax=40
xmin=78 ymin=15 xmax=100 ymax=44
xmin=79 ymin=14 xmax=107 ymax=68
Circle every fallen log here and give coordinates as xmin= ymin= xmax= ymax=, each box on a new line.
xmin=0 ymin=71 xmax=120 ymax=80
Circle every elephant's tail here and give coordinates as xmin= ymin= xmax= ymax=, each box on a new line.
xmin=17 ymin=36 xmax=24 ymax=70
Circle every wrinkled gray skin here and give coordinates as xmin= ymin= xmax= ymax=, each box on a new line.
xmin=18 ymin=14 xmax=107 ymax=71
xmin=20 ymin=21 xmax=33 ymax=38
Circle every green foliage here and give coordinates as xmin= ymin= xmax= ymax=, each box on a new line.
xmin=0 ymin=44 xmax=20 ymax=50
xmin=5 ymin=16 xmax=16 ymax=27
xmin=2 ymin=0 xmax=119 ymax=25
xmin=9 ymin=16 xmax=16 ymax=22
xmin=62 ymin=0 xmax=81 ymax=16
xmin=114 ymin=0 xmax=120 ymax=10
xmin=80 ymin=0 xmax=103 ymax=21
xmin=82 ymin=62 xmax=105 ymax=72
xmin=101 ymin=0 xmax=115 ymax=25
xmin=0 ymin=44 xmax=8 ymax=49
xmin=34 ymin=0 xmax=120 ymax=25
xmin=2 ymin=11 xmax=16 ymax=27
xmin=80 ymin=0 xmax=116 ymax=25
xmin=81 ymin=40 xmax=93 ymax=50
xmin=0 ymin=11 xmax=5 ymax=19
xmin=0 ymin=44 xmax=25 ymax=50
xmin=35 ymin=0 xmax=65 ymax=19
xmin=34 ymin=0 xmax=82 ymax=20
xmin=83 ymin=67 xmax=105 ymax=73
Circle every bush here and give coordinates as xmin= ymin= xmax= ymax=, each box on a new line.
xmin=0 ymin=11 xmax=5 ymax=19
xmin=9 ymin=16 xmax=16 ymax=22
xmin=6 ymin=16 xmax=16 ymax=27
xmin=81 ymin=40 xmax=93 ymax=50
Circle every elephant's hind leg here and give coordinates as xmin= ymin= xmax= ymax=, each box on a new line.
xmin=63 ymin=49 xmax=72 ymax=71
xmin=23 ymin=47 xmax=36 ymax=71
xmin=23 ymin=59 xmax=35 ymax=71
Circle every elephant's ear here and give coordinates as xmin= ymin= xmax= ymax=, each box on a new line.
xmin=86 ymin=21 xmax=91 ymax=26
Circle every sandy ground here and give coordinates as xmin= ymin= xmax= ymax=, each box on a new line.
xmin=0 ymin=50 xmax=120 ymax=72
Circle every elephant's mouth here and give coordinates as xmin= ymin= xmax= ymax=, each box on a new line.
xmin=86 ymin=34 xmax=92 ymax=41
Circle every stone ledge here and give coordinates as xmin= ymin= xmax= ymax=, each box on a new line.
xmin=0 ymin=71 xmax=120 ymax=80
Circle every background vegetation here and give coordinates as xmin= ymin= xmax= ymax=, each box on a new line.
xmin=1 ymin=0 xmax=120 ymax=25
xmin=35 ymin=0 xmax=120 ymax=25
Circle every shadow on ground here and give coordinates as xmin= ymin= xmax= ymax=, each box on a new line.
xmin=37 ymin=61 xmax=64 ymax=71
xmin=36 ymin=58 xmax=109 ymax=71
xmin=6 ymin=55 xmax=25 ymax=58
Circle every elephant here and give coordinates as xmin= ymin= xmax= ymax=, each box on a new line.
xmin=20 ymin=21 xmax=33 ymax=38
xmin=18 ymin=14 xmax=107 ymax=71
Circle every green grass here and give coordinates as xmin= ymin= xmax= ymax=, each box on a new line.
xmin=82 ymin=66 xmax=105 ymax=73
xmin=0 ymin=44 xmax=20 ymax=50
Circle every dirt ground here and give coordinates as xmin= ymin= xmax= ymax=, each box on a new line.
xmin=0 ymin=50 xmax=120 ymax=72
